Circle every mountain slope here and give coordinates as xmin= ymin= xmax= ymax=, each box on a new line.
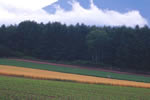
xmin=43 ymin=0 xmax=150 ymax=24
xmin=43 ymin=0 xmax=91 ymax=14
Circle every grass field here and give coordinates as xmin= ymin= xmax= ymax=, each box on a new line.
xmin=1 ymin=65 xmax=150 ymax=88
xmin=0 ymin=58 xmax=150 ymax=83
xmin=0 ymin=75 xmax=150 ymax=100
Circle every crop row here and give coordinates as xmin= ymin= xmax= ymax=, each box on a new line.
xmin=0 ymin=65 xmax=150 ymax=88
xmin=0 ymin=58 xmax=150 ymax=83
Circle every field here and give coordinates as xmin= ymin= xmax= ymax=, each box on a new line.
xmin=0 ymin=75 xmax=150 ymax=100
xmin=0 ymin=65 xmax=150 ymax=88
xmin=0 ymin=58 xmax=150 ymax=100
xmin=0 ymin=59 xmax=150 ymax=83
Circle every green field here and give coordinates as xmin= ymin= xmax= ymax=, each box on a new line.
xmin=0 ymin=59 xmax=150 ymax=83
xmin=0 ymin=75 xmax=150 ymax=100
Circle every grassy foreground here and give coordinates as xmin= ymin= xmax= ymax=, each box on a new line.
xmin=0 ymin=75 xmax=150 ymax=100
xmin=0 ymin=59 xmax=150 ymax=83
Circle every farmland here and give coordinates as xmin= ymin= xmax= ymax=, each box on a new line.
xmin=0 ymin=58 xmax=150 ymax=100
xmin=0 ymin=58 xmax=150 ymax=83
xmin=0 ymin=75 xmax=150 ymax=100
xmin=0 ymin=65 xmax=150 ymax=88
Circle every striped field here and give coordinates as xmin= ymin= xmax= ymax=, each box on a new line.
xmin=0 ymin=58 xmax=150 ymax=83
xmin=0 ymin=65 xmax=150 ymax=88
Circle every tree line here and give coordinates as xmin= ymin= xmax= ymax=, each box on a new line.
xmin=0 ymin=21 xmax=150 ymax=73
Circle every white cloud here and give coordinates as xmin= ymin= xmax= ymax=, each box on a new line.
xmin=0 ymin=0 xmax=148 ymax=27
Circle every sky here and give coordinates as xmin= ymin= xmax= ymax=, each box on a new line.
xmin=93 ymin=0 xmax=150 ymax=24
xmin=0 ymin=0 xmax=149 ymax=27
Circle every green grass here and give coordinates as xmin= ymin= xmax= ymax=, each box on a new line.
xmin=0 ymin=75 xmax=150 ymax=100
xmin=0 ymin=58 xmax=150 ymax=83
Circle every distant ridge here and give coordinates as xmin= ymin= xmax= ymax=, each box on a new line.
xmin=43 ymin=0 xmax=91 ymax=14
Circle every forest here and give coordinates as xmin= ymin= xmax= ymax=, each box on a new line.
xmin=0 ymin=21 xmax=150 ymax=73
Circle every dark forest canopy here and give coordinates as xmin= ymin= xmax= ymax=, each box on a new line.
xmin=0 ymin=21 xmax=150 ymax=73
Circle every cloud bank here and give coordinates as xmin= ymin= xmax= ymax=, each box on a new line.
xmin=0 ymin=0 xmax=148 ymax=27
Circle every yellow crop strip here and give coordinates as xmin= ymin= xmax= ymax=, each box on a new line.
xmin=0 ymin=65 xmax=150 ymax=88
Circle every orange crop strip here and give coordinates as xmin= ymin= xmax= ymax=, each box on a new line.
xmin=0 ymin=65 xmax=150 ymax=88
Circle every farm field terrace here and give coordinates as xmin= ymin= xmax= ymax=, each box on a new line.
xmin=0 ymin=75 xmax=150 ymax=100
xmin=0 ymin=58 xmax=150 ymax=83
